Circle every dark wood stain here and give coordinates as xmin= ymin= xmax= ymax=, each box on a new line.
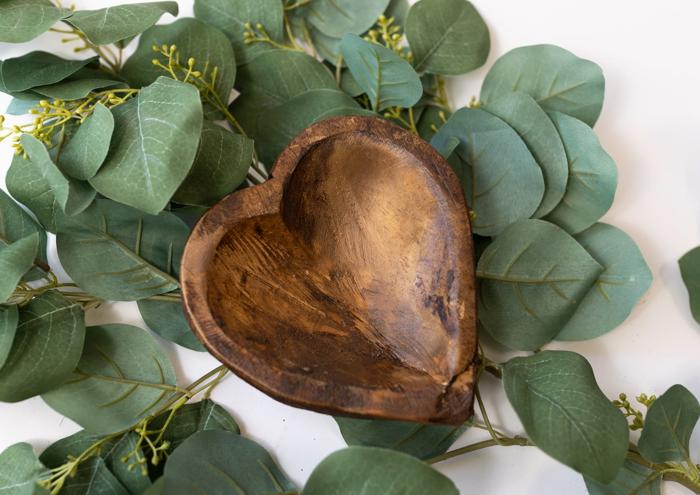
xmin=181 ymin=116 xmax=478 ymax=424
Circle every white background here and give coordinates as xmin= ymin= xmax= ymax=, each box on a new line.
xmin=1 ymin=1 xmax=700 ymax=494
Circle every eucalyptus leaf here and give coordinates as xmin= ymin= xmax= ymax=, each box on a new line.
xmin=584 ymin=459 xmax=661 ymax=495
xmin=67 ymin=2 xmax=179 ymax=46
xmin=193 ymin=0 xmax=284 ymax=65
xmin=481 ymin=44 xmax=605 ymax=127
xmin=0 ymin=306 xmax=19 ymax=370
xmin=679 ymin=246 xmax=700 ymax=324
xmin=43 ymin=324 xmax=177 ymax=435
xmin=386 ymin=0 xmax=409 ymax=26
xmin=430 ymin=107 xmax=545 ymax=236
xmin=557 ymin=223 xmax=652 ymax=341
xmin=0 ymin=443 xmax=46 ymax=495
xmin=89 ymin=77 xmax=203 ymax=215
xmin=339 ymin=69 xmax=363 ymax=97
xmin=56 ymin=199 xmax=188 ymax=301
xmin=53 ymin=457 xmax=129 ymax=495
xmin=637 ymin=384 xmax=700 ymax=464
xmin=484 ymin=92 xmax=568 ymax=217
xmin=5 ymin=97 xmax=41 ymax=116
xmin=173 ymin=121 xmax=253 ymax=207
xmin=544 ymin=112 xmax=618 ymax=234
xmin=252 ymin=88 xmax=367 ymax=165
xmin=503 ymin=351 xmax=629 ymax=483
xmin=137 ymin=298 xmax=205 ymax=351
xmin=477 ymin=219 xmax=603 ymax=350
xmin=0 ymin=291 xmax=85 ymax=402
xmin=0 ymin=234 xmax=40 ymax=303
xmin=340 ymin=34 xmax=422 ymax=111
xmin=60 ymin=103 xmax=115 ymax=181
xmin=0 ymin=53 xmax=98 ymax=94
xmin=335 ymin=417 xmax=467 ymax=460
xmin=306 ymin=0 xmax=390 ymax=38
xmin=162 ymin=430 xmax=295 ymax=494
xmin=406 ymin=0 xmax=489 ymax=75
xmin=32 ymin=68 xmax=126 ymax=100
xmin=0 ymin=188 xmax=48 ymax=280
xmin=0 ymin=0 xmax=70 ymax=43
xmin=416 ymin=104 xmax=449 ymax=141
xmin=122 ymin=18 xmax=236 ymax=107
xmin=303 ymin=446 xmax=458 ymax=495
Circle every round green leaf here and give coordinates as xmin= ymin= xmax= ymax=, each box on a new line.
xmin=56 ymin=199 xmax=188 ymax=301
xmin=679 ymin=247 xmax=700 ymax=324
xmin=0 ymin=0 xmax=70 ymax=43
xmin=503 ymin=351 xmax=629 ymax=484
xmin=306 ymin=0 xmax=390 ymax=38
xmin=0 ymin=443 xmax=46 ymax=495
xmin=483 ymin=92 xmax=568 ymax=217
xmin=340 ymin=34 xmax=422 ymax=112
xmin=430 ymin=107 xmax=545 ymax=236
xmin=0 ymin=233 xmax=40 ymax=303
xmin=122 ymin=17 xmax=236 ymax=108
xmin=584 ymin=459 xmax=661 ymax=495
xmin=32 ymin=68 xmax=126 ymax=101
xmin=637 ymin=384 xmax=700 ymax=464
xmin=0 ymin=305 xmax=19 ymax=370
xmin=0 ymin=52 xmax=98 ymax=93
xmin=173 ymin=121 xmax=253 ymax=207
xmin=60 ymin=103 xmax=115 ymax=181
xmin=162 ymin=430 xmax=295 ymax=494
xmin=66 ymin=2 xmax=179 ymax=46
xmin=481 ymin=44 xmax=605 ymax=127
xmin=544 ymin=112 xmax=618 ymax=234
xmin=477 ymin=219 xmax=603 ymax=350
xmin=334 ymin=417 xmax=467 ymax=460
xmin=406 ymin=0 xmax=489 ymax=75
xmin=138 ymin=298 xmax=204 ymax=351
xmin=89 ymin=77 xmax=203 ymax=215
xmin=193 ymin=0 xmax=283 ymax=65
xmin=304 ymin=446 xmax=457 ymax=495
xmin=556 ymin=223 xmax=652 ymax=341
xmin=0 ymin=291 xmax=85 ymax=402
xmin=42 ymin=324 xmax=177 ymax=435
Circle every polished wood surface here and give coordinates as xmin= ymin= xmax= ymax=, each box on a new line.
xmin=181 ymin=116 xmax=477 ymax=424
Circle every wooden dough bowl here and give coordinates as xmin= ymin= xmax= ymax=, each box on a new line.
xmin=181 ymin=116 xmax=477 ymax=424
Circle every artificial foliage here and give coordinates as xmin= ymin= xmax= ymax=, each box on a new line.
xmin=0 ymin=0 xmax=695 ymax=494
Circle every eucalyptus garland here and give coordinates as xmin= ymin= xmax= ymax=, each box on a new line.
xmin=0 ymin=0 xmax=697 ymax=494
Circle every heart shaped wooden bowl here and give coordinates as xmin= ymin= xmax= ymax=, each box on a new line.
xmin=181 ymin=116 xmax=477 ymax=424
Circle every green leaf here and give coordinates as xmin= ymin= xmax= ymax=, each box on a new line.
xmin=430 ymin=107 xmax=544 ymax=236
xmin=252 ymin=88 xmax=367 ymax=165
xmin=406 ymin=0 xmax=489 ymax=75
xmin=483 ymin=92 xmax=568 ymax=217
xmin=67 ymin=2 xmax=179 ymax=45
xmin=32 ymin=69 xmax=126 ymax=101
xmin=56 ymin=199 xmax=188 ymax=301
xmin=161 ymin=430 xmax=295 ymax=494
xmin=416 ymin=104 xmax=450 ymax=141
xmin=0 ymin=0 xmax=70 ymax=43
xmin=0 ymin=53 xmax=98 ymax=93
xmin=0 ymin=188 xmax=48 ymax=280
xmin=0 ymin=443 xmax=46 ymax=495
xmin=172 ymin=121 xmax=253 ymax=207
xmin=43 ymin=324 xmax=177 ymax=435
xmin=334 ymin=417 xmax=467 ymax=460
xmin=556 ymin=223 xmax=652 ymax=341
xmin=481 ymin=44 xmax=605 ymax=127
xmin=306 ymin=0 xmax=390 ymax=38
xmin=544 ymin=112 xmax=617 ymax=234
xmin=303 ymin=446 xmax=457 ymax=495
xmin=0 ymin=234 xmax=40 ymax=303
xmin=5 ymin=97 xmax=41 ymax=115
xmin=680 ymin=246 xmax=700 ymax=324
xmin=503 ymin=351 xmax=629 ymax=483
xmin=0 ymin=305 xmax=19 ymax=370
xmin=137 ymin=298 xmax=205 ymax=351
xmin=54 ymin=457 xmax=129 ymax=495
xmin=637 ymin=384 xmax=700 ymax=464
xmin=477 ymin=219 xmax=602 ymax=350
xmin=340 ymin=34 xmax=422 ymax=112
xmin=386 ymin=0 xmax=409 ymax=26
xmin=584 ymin=459 xmax=661 ymax=495
xmin=193 ymin=0 xmax=283 ymax=65
xmin=0 ymin=291 xmax=85 ymax=402
xmin=89 ymin=77 xmax=203 ymax=215
xmin=60 ymin=103 xmax=115 ymax=181
xmin=122 ymin=17 xmax=236 ymax=109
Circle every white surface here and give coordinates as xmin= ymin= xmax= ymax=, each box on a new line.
xmin=1 ymin=1 xmax=700 ymax=494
